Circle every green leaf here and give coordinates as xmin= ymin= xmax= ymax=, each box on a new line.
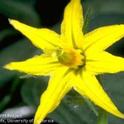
xmin=84 ymin=97 xmax=98 ymax=116
xmin=0 ymin=39 xmax=37 ymax=66
xmin=21 ymin=77 xmax=47 ymax=107
xmin=49 ymin=100 xmax=96 ymax=124
xmin=13 ymin=0 xmax=36 ymax=5
xmin=0 ymin=29 xmax=17 ymax=42
xmin=93 ymin=0 xmax=124 ymax=15
xmin=0 ymin=95 xmax=11 ymax=112
xmin=0 ymin=39 xmax=38 ymax=86
xmin=0 ymin=78 xmax=21 ymax=112
xmin=0 ymin=0 xmax=40 ymax=26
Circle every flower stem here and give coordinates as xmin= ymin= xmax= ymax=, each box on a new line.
xmin=97 ymin=109 xmax=108 ymax=124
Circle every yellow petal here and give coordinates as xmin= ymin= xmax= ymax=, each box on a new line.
xmin=9 ymin=19 xmax=61 ymax=51
xmin=84 ymin=25 xmax=124 ymax=54
xmin=4 ymin=55 xmax=60 ymax=76
xmin=86 ymin=51 xmax=124 ymax=74
xmin=74 ymin=72 xmax=124 ymax=119
xmin=34 ymin=67 xmax=72 ymax=124
xmin=61 ymin=0 xmax=84 ymax=48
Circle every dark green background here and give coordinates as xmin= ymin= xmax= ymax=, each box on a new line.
xmin=0 ymin=0 xmax=124 ymax=124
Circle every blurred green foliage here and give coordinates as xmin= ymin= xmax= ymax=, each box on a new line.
xmin=0 ymin=0 xmax=124 ymax=124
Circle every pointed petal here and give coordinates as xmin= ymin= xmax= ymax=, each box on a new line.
xmin=4 ymin=55 xmax=60 ymax=76
xmin=61 ymin=0 xmax=84 ymax=48
xmin=9 ymin=19 xmax=61 ymax=51
xmin=84 ymin=25 xmax=124 ymax=54
xmin=74 ymin=72 xmax=124 ymax=119
xmin=86 ymin=51 xmax=124 ymax=74
xmin=34 ymin=67 xmax=72 ymax=124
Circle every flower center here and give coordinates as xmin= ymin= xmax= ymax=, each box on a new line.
xmin=56 ymin=48 xmax=85 ymax=68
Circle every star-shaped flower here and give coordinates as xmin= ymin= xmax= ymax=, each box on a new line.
xmin=4 ymin=0 xmax=124 ymax=123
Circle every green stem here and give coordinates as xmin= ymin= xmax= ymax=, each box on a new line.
xmin=97 ymin=109 xmax=108 ymax=124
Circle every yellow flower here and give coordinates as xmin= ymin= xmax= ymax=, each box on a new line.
xmin=4 ymin=0 xmax=124 ymax=123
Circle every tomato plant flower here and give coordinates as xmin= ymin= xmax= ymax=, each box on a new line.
xmin=4 ymin=0 xmax=124 ymax=123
